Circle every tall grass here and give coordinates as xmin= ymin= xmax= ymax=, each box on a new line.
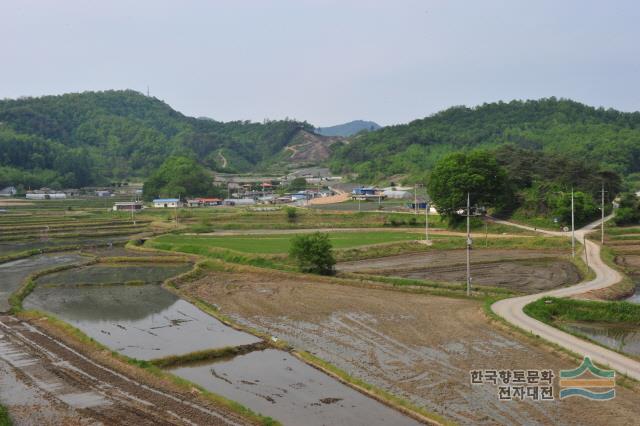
xmin=524 ymin=297 xmax=640 ymax=325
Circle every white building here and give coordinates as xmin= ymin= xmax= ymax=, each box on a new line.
xmin=224 ymin=198 xmax=256 ymax=206
xmin=153 ymin=198 xmax=180 ymax=208
xmin=382 ymin=189 xmax=412 ymax=199
xmin=113 ymin=201 xmax=143 ymax=211
xmin=26 ymin=192 xmax=66 ymax=200
xmin=0 ymin=186 xmax=17 ymax=197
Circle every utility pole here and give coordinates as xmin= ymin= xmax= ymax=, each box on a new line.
xmin=466 ymin=192 xmax=471 ymax=296
xmin=414 ymin=184 xmax=418 ymax=215
xmin=601 ymin=182 xmax=605 ymax=245
xmin=584 ymin=235 xmax=589 ymax=268
xmin=175 ymin=195 xmax=179 ymax=228
xmin=484 ymin=220 xmax=488 ymax=247
xmin=425 ymin=202 xmax=430 ymax=243
xmin=571 ymin=188 xmax=575 ymax=259
xmin=131 ymin=195 xmax=136 ymax=225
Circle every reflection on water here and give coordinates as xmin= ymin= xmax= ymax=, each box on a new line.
xmin=0 ymin=236 xmax=130 ymax=256
xmin=0 ymin=253 xmax=84 ymax=312
xmin=25 ymin=283 xmax=259 ymax=360
xmin=171 ymin=349 xmax=419 ymax=426
xmin=562 ymin=322 xmax=640 ymax=356
xmin=626 ymin=277 xmax=640 ymax=304
xmin=38 ymin=264 xmax=191 ymax=286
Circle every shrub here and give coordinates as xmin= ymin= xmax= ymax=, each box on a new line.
xmin=285 ymin=207 xmax=298 ymax=223
xmin=613 ymin=207 xmax=640 ymax=226
xmin=289 ymin=232 xmax=335 ymax=275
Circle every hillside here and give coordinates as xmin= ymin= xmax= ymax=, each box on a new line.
xmin=0 ymin=90 xmax=313 ymax=188
xmin=316 ymin=120 xmax=381 ymax=137
xmin=280 ymin=130 xmax=343 ymax=167
xmin=329 ymin=98 xmax=640 ymax=182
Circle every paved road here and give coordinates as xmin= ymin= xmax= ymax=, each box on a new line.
xmin=491 ymin=216 xmax=640 ymax=381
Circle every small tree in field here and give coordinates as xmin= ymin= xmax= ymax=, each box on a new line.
xmin=285 ymin=206 xmax=298 ymax=222
xmin=289 ymin=232 xmax=335 ymax=275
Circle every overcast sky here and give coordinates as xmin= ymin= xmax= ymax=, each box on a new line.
xmin=1 ymin=0 xmax=639 ymax=126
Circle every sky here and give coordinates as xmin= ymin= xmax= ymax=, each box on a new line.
xmin=1 ymin=0 xmax=639 ymax=126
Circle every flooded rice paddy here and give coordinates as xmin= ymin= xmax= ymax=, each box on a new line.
xmin=25 ymin=284 xmax=260 ymax=360
xmin=562 ymin=322 xmax=640 ymax=357
xmin=11 ymin=253 xmax=419 ymax=424
xmin=0 ymin=253 xmax=85 ymax=312
xmin=626 ymin=278 xmax=640 ymax=303
xmin=171 ymin=349 xmax=419 ymax=426
xmin=0 ymin=236 xmax=131 ymax=256
xmin=37 ymin=263 xmax=191 ymax=286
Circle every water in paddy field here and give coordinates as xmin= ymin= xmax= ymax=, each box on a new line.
xmin=37 ymin=263 xmax=192 ymax=286
xmin=24 ymin=263 xmax=260 ymax=360
xmin=562 ymin=322 xmax=640 ymax=357
xmin=0 ymin=253 xmax=85 ymax=312
xmin=0 ymin=236 xmax=131 ymax=256
xmin=170 ymin=349 xmax=420 ymax=426
xmin=626 ymin=277 xmax=640 ymax=304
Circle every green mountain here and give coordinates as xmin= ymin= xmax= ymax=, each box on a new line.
xmin=316 ymin=120 xmax=381 ymax=137
xmin=329 ymin=98 xmax=640 ymax=182
xmin=0 ymin=90 xmax=313 ymax=189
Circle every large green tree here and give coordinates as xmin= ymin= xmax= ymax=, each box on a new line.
xmin=427 ymin=150 xmax=512 ymax=223
xmin=142 ymin=156 xmax=217 ymax=200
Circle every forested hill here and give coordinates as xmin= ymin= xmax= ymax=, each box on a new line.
xmin=329 ymin=98 xmax=640 ymax=182
xmin=0 ymin=90 xmax=313 ymax=188
xmin=316 ymin=120 xmax=381 ymax=137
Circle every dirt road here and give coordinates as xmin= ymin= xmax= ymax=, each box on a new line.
xmin=491 ymin=217 xmax=640 ymax=381
xmin=0 ymin=315 xmax=250 ymax=425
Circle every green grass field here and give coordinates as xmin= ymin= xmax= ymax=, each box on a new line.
xmin=152 ymin=231 xmax=426 ymax=254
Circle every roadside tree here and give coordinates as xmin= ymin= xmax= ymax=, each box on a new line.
xmin=427 ymin=150 xmax=512 ymax=224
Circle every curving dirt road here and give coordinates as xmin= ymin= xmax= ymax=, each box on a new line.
xmin=491 ymin=216 xmax=640 ymax=381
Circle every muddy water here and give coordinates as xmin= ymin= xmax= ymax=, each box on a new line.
xmin=562 ymin=322 xmax=640 ymax=356
xmin=0 ymin=253 xmax=84 ymax=312
xmin=626 ymin=277 xmax=640 ymax=303
xmin=0 ymin=236 xmax=131 ymax=256
xmin=24 ymin=283 xmax=260 ymax=360
xmin=37 ymin=263 xmax=191 ymax=286
xmin=171 ymin=349 xmax=419 ymax=426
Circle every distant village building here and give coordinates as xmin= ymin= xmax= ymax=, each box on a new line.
xmin=0 ymin=186 xmax=17 ymax=197
xmin=95 ymin=190 xmax=112 ymax=197
xmin=351 ymin=187 xmax=386 ymax=201
xmin=113 ymin=201 xmax=143 ymax=211
xmin=153 ymin=198 xmax=180 ymax=208
xmin=382 ymin=189 xmax=412 ymax=199
xmin=26 ymin=190 xmax=66 ymax=200
xmin=186 ymin=198 xmax=223 ymax=207
xmin=224 ymin=198 xmax=256 ymax=206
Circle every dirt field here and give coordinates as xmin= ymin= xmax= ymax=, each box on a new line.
xmin=179 ymin=269 xmax=640 ymax=426
xmin=337 ymin=249 xmax=580 ymax=293
xmin=615 ymin=253 xmax=640 ymax=270
xmin=0 ymin=200 xmax=33 ymax=206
